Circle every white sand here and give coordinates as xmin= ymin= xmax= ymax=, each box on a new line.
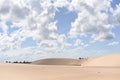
xmin=83 ymin=53 xmax=120 ymax=66
xmin=0 ymin=53 xmax=120 ymax=80
xmin=0 ymin=63 xmax=120 ymax=80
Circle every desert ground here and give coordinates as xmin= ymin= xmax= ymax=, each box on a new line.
xmin=0 ymin=53 xmax=120 ymax=80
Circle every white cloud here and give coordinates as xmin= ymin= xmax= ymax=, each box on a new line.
xmin=57 ymin=34 xmax=72 ymax=49
xmin=108 ymin=41 xmax=119 ymax=46
xmin=74 ymin=39 xmax=84 ymax=46
xmin=92 ymin=31 xmax=115 ymax=41
xmin=0 ymin=0 xmax=119 ymax=61
xmin=53 ymin=0 xmax=70 ymax=8
xmin=0 ymin=21 xmax=8 ymax=34
xmin=0 ymin=0 xmax=12 ymax=15
xmin=39 ymin=40 xmax=58 ymax=48
xmin=112 ymin=4 xmax=120 ymax=26
xmin=69 ymin=0 xmax=115 ymax=41
xmin=0 ymin=0 xmax=59 ymax=52
xmin=74 ymin=39 xmax=89 ymax=47
xmin=58 ymin=34 xmax=66 ymax=43
xmin=0 ymin=0 xmax=72 ymax=54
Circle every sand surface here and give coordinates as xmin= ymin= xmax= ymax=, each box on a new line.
xmin=0 ymin=53 xmax=120 ymax=80
xmin=83 ymin=53 xmax=120 ymax=66
xmin=0 ymin=63 xmax=120 ymax=80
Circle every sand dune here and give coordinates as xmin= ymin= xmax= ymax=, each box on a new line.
xmin=83 ymin=53 xmax=120 ymax=67
xmin=0 ymin=53 xmax=120 ymax=80
xmin=32 ymin=53 xmax=120 ymax=67
xmin=0 ymin=63 xmax=120 ymax=80
xmin=32 ymin=58 xmax=85 ymax=66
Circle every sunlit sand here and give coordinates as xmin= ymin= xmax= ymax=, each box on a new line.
xmin=0 ymin=53 xmax=120 ymax=80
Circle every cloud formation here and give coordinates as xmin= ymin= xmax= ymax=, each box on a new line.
xmin=108 ymin=41 xmax=119 ymax=46
xmin=0 ymin=0 xmax=120 ymax=61
xmin=0 ymin=0 xmax=59 ymax=51
xmin=69 ymin=0 xmax=116 ymax=41
xmin=112 ymin=4 xmax=120 ymax=26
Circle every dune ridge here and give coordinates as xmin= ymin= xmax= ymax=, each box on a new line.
xmin=32 ymin=58 xmax=86 ymax=66
xmin=32 ymin=53 xmax=120 ymax=67
xmin=83 ymin=53 xmax=120 ymax=67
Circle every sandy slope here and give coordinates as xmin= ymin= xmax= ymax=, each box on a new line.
xmin=0 ymin=63 xmax=120 ymax=80
xmin=83 ymin=53 xmax=120 ymax=66
xmin=32 ymin=53 xmax=120 ymax=67
xmin=32 ymin=58 xmax=85 ymax=66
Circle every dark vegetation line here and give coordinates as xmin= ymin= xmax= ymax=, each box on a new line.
xmin=5 ymin=57 xmax=86 ymax=64
xmin=6 ymin=61 xmax=31 ymax=64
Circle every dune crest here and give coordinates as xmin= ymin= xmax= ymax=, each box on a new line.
xmin=32 ymin=58 xmax=86 ymax=66
xmin=83 ymin=53 xmax=120 ymax=67
xmin=32 ymin=53 xmax=120 ymax=67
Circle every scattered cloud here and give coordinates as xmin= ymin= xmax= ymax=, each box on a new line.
xmin=112 ymin=4 xmax=120 ymax=26
xmin=0 ymin=0 xmax=59 ymax=51
xmin=0 ymin=0 xmax=120 ymax=61
xmin=74 ymin=39 xmax=84 ymax=46
xmin=108 ymin=41 xmax=119 ymax=46
xmin=69 ymin=0 xmax=115 ymax=41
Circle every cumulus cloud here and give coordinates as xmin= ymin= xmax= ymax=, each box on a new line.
xmin=0 ymin=0 xmax=119 ymax=61
xmin=74 ymin=39 xmax=89 ymax=47
xmin=92 ymin=31 xmax=115 ymax=41
xmin=0 ymin=21 xmax=8 ymax=34
xmin=112 ymin=4 xmax=120 ymax=26
xmin=57 ymin=34 xmax=72 ymax=49
xmin=0 ymin=0 xmax=60 ymax=51
xmin=108 ymin=41 xmax=119 ymax=46
xmin=53 ymin=0 xmax=70 ymax=8
xmin=74 ymin=39 xmax=84 ymax=46
xmin=39 ymin=40 xmax=58 ymax=48
xmin=69 ymin=0 xmax=115 ymax=41
xmin=0 ymin=0 xmax=73 ymax=53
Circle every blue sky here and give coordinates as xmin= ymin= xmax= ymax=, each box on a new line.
xmin=0 ymin=0 xmax=120 ymax=61
xmin=111 ymin=0 xmax=120 ymax=8
xmin=55 ymin=0 xmax=120 ymax=56
xmin=55 ymin=7 xmax=77 ymax=34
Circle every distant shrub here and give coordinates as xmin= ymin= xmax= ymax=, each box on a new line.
xmin=12 ymin=61 xmax=31 ymax=64
xmin=79 ymin=57 xmax=84 ymax=60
